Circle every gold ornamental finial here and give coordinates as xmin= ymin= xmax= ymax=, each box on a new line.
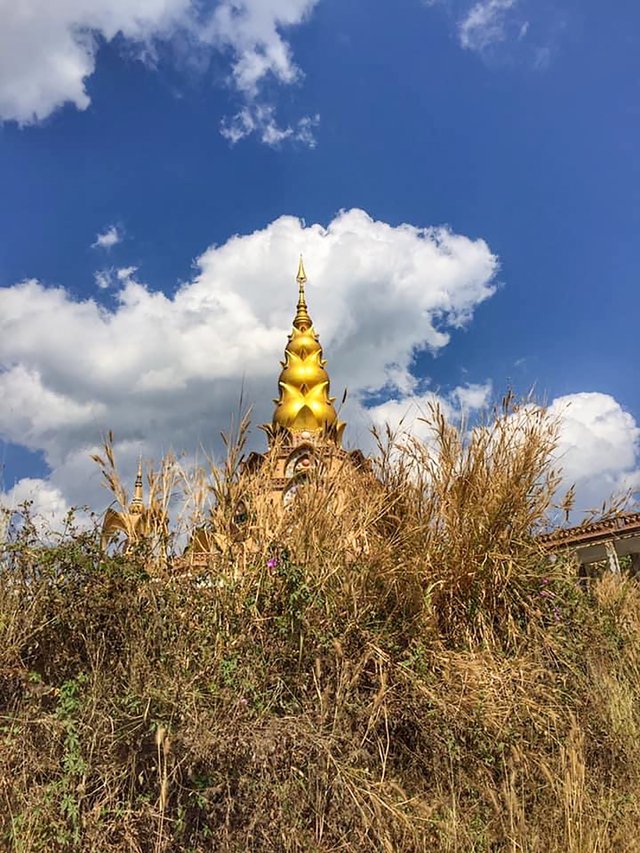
xmin=296 ymin=254 xmax=307 ymax=285
xmin=293 ymin=255 xmax=312 ymax=332
xmin=129 ymin=457 xmax=144 ymax=513
xmin=269 ymin=260 xmax=346 ymax=445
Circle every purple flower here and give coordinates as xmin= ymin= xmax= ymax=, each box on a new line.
xmin=267 ymin=557 xmax=279 ymax=570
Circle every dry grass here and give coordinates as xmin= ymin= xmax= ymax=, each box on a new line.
xmin=1 ymin=399 xmax=640 ymax=851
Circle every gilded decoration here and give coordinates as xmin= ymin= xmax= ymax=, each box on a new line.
xmin=264 ymin=257 xmax=346 ymax=446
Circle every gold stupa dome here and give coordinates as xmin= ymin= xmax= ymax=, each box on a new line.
xmin=270 ymin=258 xmax=345 ymax=444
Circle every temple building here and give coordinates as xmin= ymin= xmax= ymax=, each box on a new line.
xmin=540 ymin=512 xmax=640 ymax=576
xmin=103 ymin=259 xmax=365 ymax=555
xmin=190 ymin=257 xmax=365 ymax=556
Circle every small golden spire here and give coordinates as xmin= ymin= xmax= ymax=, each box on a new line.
xmin=293 ymin=255 xmax=312 ymax=332
xmin=129 ymin=457 xmax=144 ymax=513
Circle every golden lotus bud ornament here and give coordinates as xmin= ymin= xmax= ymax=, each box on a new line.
xmin=270 ymin=257 xmax=345 ymax=445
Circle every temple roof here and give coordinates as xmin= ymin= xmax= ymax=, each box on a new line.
xmin=540 ymin=511 xmax=640 ymax=550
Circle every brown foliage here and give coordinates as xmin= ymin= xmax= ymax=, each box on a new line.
xmin=1 ymin=401 xmax=640 ymax=851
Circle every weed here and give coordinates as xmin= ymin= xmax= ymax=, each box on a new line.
xmin=1 ymin=400 xmax=639 ymax=850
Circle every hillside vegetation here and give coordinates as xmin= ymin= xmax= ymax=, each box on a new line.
xmin=1 ymin=400 xmax=640 ymax=851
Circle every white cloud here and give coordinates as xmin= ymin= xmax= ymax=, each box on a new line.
xmin=2 ymin=214 xmax=637 ymax=525
xmin=366 ymin=391 xmax=451 ymax=443
xmin=210 ymin=0 xmax=320 ymax=146
xmin=117 ymin=266 xmax=138 ymax=282
xmin=0 ymin=0 xmax=319 ymax=139
xmin=94 ymin=265 xmax=135 ymax=289
xmin=205 ymin=0 xmax=319 ymax=98
xmin=366 ymin=382 xmax=493 ymax=443
xmin=0 ymin=0 xmax=194 ymax=124
xmin=451 ymin=381 xmax=493 ymax=412
xmin=549 ymin=393 xmax=640 ymax=514
xmin=92 ymin=225 xmax=122 ymax=250
xmin=364 ymin=386 xmax=640 ymax=520
xmin=220 ymin=105 xmax=319 ymax=148
xmin=518 ymin=21 xmax=530 ymax=40
xmin=458 ymin=0 xmax=522 ymax=53
xmin=0 ymin=208 xmax=497 ymax=516
xmin=425 ymin=0 xmax=559 ymax=69
xmin=2 ymin=478 xmax=72 ymax=531
xmin=94 ymin=269 xmax=113 ymax=290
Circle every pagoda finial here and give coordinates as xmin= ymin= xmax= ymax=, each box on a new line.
xmin=129 ymin=457 xmax=144 ymax=513
xmin=296 ymin=254 xmax=307 ymax=286
xmin=293 ymin=255 xmax=312 ymax=332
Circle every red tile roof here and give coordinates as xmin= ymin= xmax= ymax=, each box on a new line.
xmin=540 ymin=511 xmax=640 ymax=550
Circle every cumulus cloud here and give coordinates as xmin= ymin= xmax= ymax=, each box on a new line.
xmin=3 ymin=477 xmax=73 ymax=530
xmin=4 ymin=209 xmax=633 ymax=525
xmin=0 ymin=0 xmax=193 ymax=124
xmin=205 ymin=0 xmax=318 ymax=98
xmin=0 ymin=208 xmax=497 ymax=516
xmin=365 ymin=382 xmax=493 ymax=443
xmin=92 ymin=225 xmax=122 ymax=250
xmin=117 ymin=266 xmax=138 ymax=282
xmin=549 ymin=393 xmax=640 ymax=515
xmin=0 ymin=210 xmax=640 ymax=519
xmin=458 ymin=0 xmax=522 ymax=53
xmin=451 ymin=381 xmax=493 ymax=412
xmin=211 ymin=0 xmax=320 ymax=147
xmin=0 ymin=0 xmax=319 ymax=141
xmin=366 ymin=386 xmax=640 ymax=520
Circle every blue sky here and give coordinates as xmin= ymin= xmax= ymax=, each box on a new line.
xmin=0 ymin=0 xmax=639 ymax=520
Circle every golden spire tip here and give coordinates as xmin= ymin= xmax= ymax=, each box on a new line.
xmin=293 ymin=256 xmax=311 ymax=332
xmin=296 ymin=254 xmax=307 ymax=286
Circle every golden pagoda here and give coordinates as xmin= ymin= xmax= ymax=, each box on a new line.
xmin=242 ymin=257 xmax=364 ymax=507
xmin=185 ymin=258 xmax=366 ymax=562
xmin=264 ymin=257 xmax=345 ymax=446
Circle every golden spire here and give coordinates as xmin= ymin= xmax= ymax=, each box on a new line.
xmin=129 ymin=458 xmax=144 ymax=513
xmin=270 ymin=260 xmax=345 ymax=444
xmin=293 ymin=255 xmax=312 ymax=332
xmin=296 ymin=254 xmax=306 ymax=285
